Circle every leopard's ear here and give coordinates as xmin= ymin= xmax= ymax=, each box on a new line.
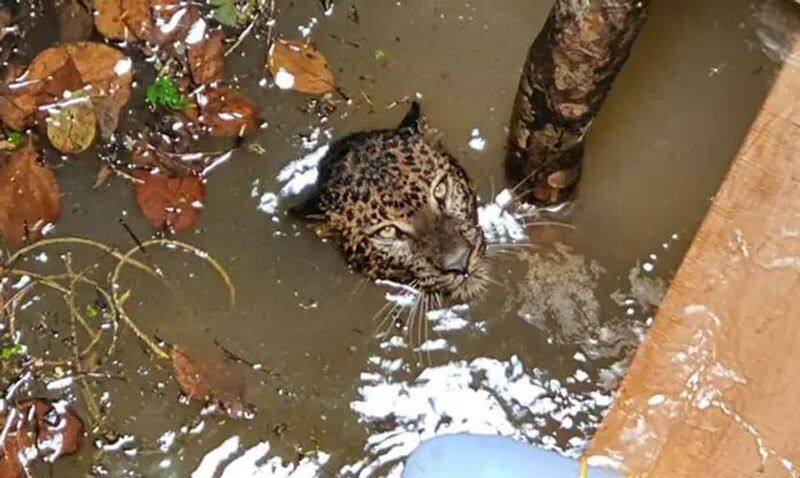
xmin=397 ymin=101 xmax=426 ymax=133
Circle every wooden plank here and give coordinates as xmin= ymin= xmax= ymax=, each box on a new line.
xmin=587 ymin=40 xmax=800 ymax=476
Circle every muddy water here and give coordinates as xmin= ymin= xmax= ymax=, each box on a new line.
xmin=3 ymin=0 xmax=786 ymax=476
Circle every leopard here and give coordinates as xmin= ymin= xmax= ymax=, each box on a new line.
xmin=297 ymin=102 xmax=489 ymax=302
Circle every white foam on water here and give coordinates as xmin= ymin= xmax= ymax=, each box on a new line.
xmin=275 ymin=68 xmax=296 ymax=90
xmin=192 ymin=436 xmax=330 ymax=478
xmin=343 ymin=355 xmax=614 ymax=476
xmin=185 ymin=19 xmax=207 ymax=45
xmin=277 ymin=145 xmax=328 ymax=197
xmin=477 ymin=189 xmax=527 ymax=244
xmin=468 ymin=128 xmax=486 ymax=151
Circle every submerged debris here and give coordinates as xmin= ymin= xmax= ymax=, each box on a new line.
xmin=172 ymin=345 xmax=256 ymax=420
xmin=513 ymin=243 xmax=604 ymax=344
xmin=0 ymin=399 xmax=84 ymax=478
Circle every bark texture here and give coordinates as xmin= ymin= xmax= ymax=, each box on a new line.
xmin=507 ymin=0 xmax=649 ymax=205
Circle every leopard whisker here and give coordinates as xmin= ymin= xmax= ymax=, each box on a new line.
xmin=373 ymin=300 xmax=401 ymax=339
xmin=405 ymin=292 xmax=422 ymax=350
xmin=370 ymin=299 xmax=394 ymax=323
xmin=522 ymin=220 xmax=576 ymax=230
xmin=351 ymin=277 xmax=370 ymax=297
xmin=422 ymin=294 xmax=432 ymax=367
xmin=483 ymin=276 xmax=509 ymax=291
xmin=416 ymin=293 xmax=425 ymax=361
xmin=508 ymin=169 xmax=539 ymax=196
xmin=486 ymin=243 xmax=539 ymax=256
xmin=486 ymin=248 xmax=526 ymax=258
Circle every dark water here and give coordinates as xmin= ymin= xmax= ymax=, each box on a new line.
xmin=0 ymin=0 xmax=787 ymax=476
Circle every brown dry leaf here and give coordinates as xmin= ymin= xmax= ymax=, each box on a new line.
xmin=93 ymin=0 xmax=201 ymax=46
xmin=198 ymin=87 xmax=260 ymax=138
xmin=0 ymin=42 xmax=132 ymax=137
xmin=134 ymin=171 xmax=204 ymax=232
xmin=171 ymin=345 xmax=255 ymax=419
xmin=187 ymin=28 xmax=225 ymax=85
xmin=46 ymin=98 xmax=97 ymax=153
xmin=0 ymin=144 xmax=61 ymax=248
xmin=152 ymin=3 xmax=202 ymax=47
xmin=57 ymin=0 xmax=94 ymax=42
xmin=0 ymin=9 xmax=11 ymax=44
xmin=0 ymin=399 xmax=83 ymax=478
xmin=132 ymin=141 xmax=200 ymax=176
xmin=92 ymin=0 xmax=129 ymax=40
xmin=93 ymin=163 xmax=113 ymax=189
xmin=267 ymin=39 xmax=336 ymax=95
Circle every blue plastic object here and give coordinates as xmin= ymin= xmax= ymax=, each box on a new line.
xmin=402 ymin=434 xmax=621 ymax=478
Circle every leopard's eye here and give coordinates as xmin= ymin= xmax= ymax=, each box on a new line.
xmin=378 ymin=225 xmax=398 ymax=239
xmin=433 ymin=180 xmax=447 ymax=200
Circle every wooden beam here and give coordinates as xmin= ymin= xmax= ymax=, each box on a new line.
xmin=587 ymin=41 xmax=800 ymax=476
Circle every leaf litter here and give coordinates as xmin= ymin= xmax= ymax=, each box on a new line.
xmin=0 ymin=143 xmax=61 ymax=247
xmin=0 ymin=0 xmax=340 ymax=474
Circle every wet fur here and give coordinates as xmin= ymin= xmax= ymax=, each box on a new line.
xmin=299 ymin=103 xmax=488 ymax=301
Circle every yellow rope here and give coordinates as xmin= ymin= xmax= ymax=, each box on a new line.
xmin=580 ymin=457 xmax=588 ymax=478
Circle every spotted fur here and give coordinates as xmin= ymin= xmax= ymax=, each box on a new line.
xmin=301 ymin=103 xmax=488 ymax=301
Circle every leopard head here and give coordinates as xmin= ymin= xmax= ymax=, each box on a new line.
xmin=308 ymin=103 xmax=488 ymax=302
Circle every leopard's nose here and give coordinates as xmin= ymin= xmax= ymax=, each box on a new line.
xmin=443 ymin=242 xmax=471 ymax=274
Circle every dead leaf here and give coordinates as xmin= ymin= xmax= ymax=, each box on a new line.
xmin=57 ymin=0 xmax=94 ymax=42
xmin=132 ymin=141 xmax=200 ymax=176
xmin=0 ymin=42 xmax=132 ymax=137
xmin=0 ymin=9 xmax=11 ymax=44
xmin=0 ymin=398 xmax=83 ymax=478
xmin=46 ymin=98 xmax=97 ymax=153
xmin=171 ymin=345 xmax=255 ymax=419
xmin=93 ymin=163 xmax=113 ymax=189
xmin=93 ymin=0 xmax=201 ymax=47
xmin=153 ymin=3 xmax=203 ymax=47
xmin=187 ymin=27 xmax=225 ymax=85
xmin=198 ymin=87 xmax=260 ymax=138
xmin=92 ymin=0 xmax=130 ymax=40
xmin=134 ymin=171 xmax=204 ymax=232
xmin=0 ymin=144 xmax=61 ymax=248
xmin=267 ymin=40 xmax=336 ymax=95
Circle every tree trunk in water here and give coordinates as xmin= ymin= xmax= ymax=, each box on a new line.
xmin=507 ymin=0 xmax=649 ymax=205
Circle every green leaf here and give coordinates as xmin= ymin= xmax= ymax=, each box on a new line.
xmin=247 ymin=141 xmax=266 ymax=156
xmin=7 ymin=131 xmax=25 ymax=148
xmin=1 ymin=343 xmax=27 ymax=360
xmin=146 ymin=77 xmax=189 ymax=111
xmin=86 ymin=303 xmax=99 ymax=319
xmin=374 ymin=49 xmax=387 ymax=62
xmin=211 ymin=0 xmax=239 ymax=27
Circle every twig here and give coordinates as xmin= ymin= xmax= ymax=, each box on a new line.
xmin=4 ymin=237 xmax=157 ymax=277
xmin=225 ymin=0 xmax=274 ymax=57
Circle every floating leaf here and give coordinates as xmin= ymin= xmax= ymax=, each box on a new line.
xmin=7 ymin=132 xmax=24 ymax=148
xmin=198 ymin=87 xmax=259 ymax=137
xmin=0 ymin=131 xmax=24 ymax=151
xmin=0 ymin=42 xmax=132 ymax=137
xmin=210 ymin=0 xmax=238 ymax=27
xmin=187 ymin=28 xmax=225 ymax=85
xmin=46 ymin=98 xmax=97 ymax=153
xmin=92 ymin=0 xmax=130 ymax=40
xmin=171 ymin=345 xmax=255 ymax=419
xmin=0 ymin=343 xmax=27 ymax=360
xmin=134 ymin=171 xmax=204 ymax=232
xmin=147 ymin=77 xmax=189 ymax=111
xmin=0 ymin=399 xmax=83 ymax=478
xmin=0 ymin=144 xmax=61 ymax=248
xmin=93 ymin=0 xmax=200 ymax=45
xmin=267 ymin=40 xmax=336 ymax=95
